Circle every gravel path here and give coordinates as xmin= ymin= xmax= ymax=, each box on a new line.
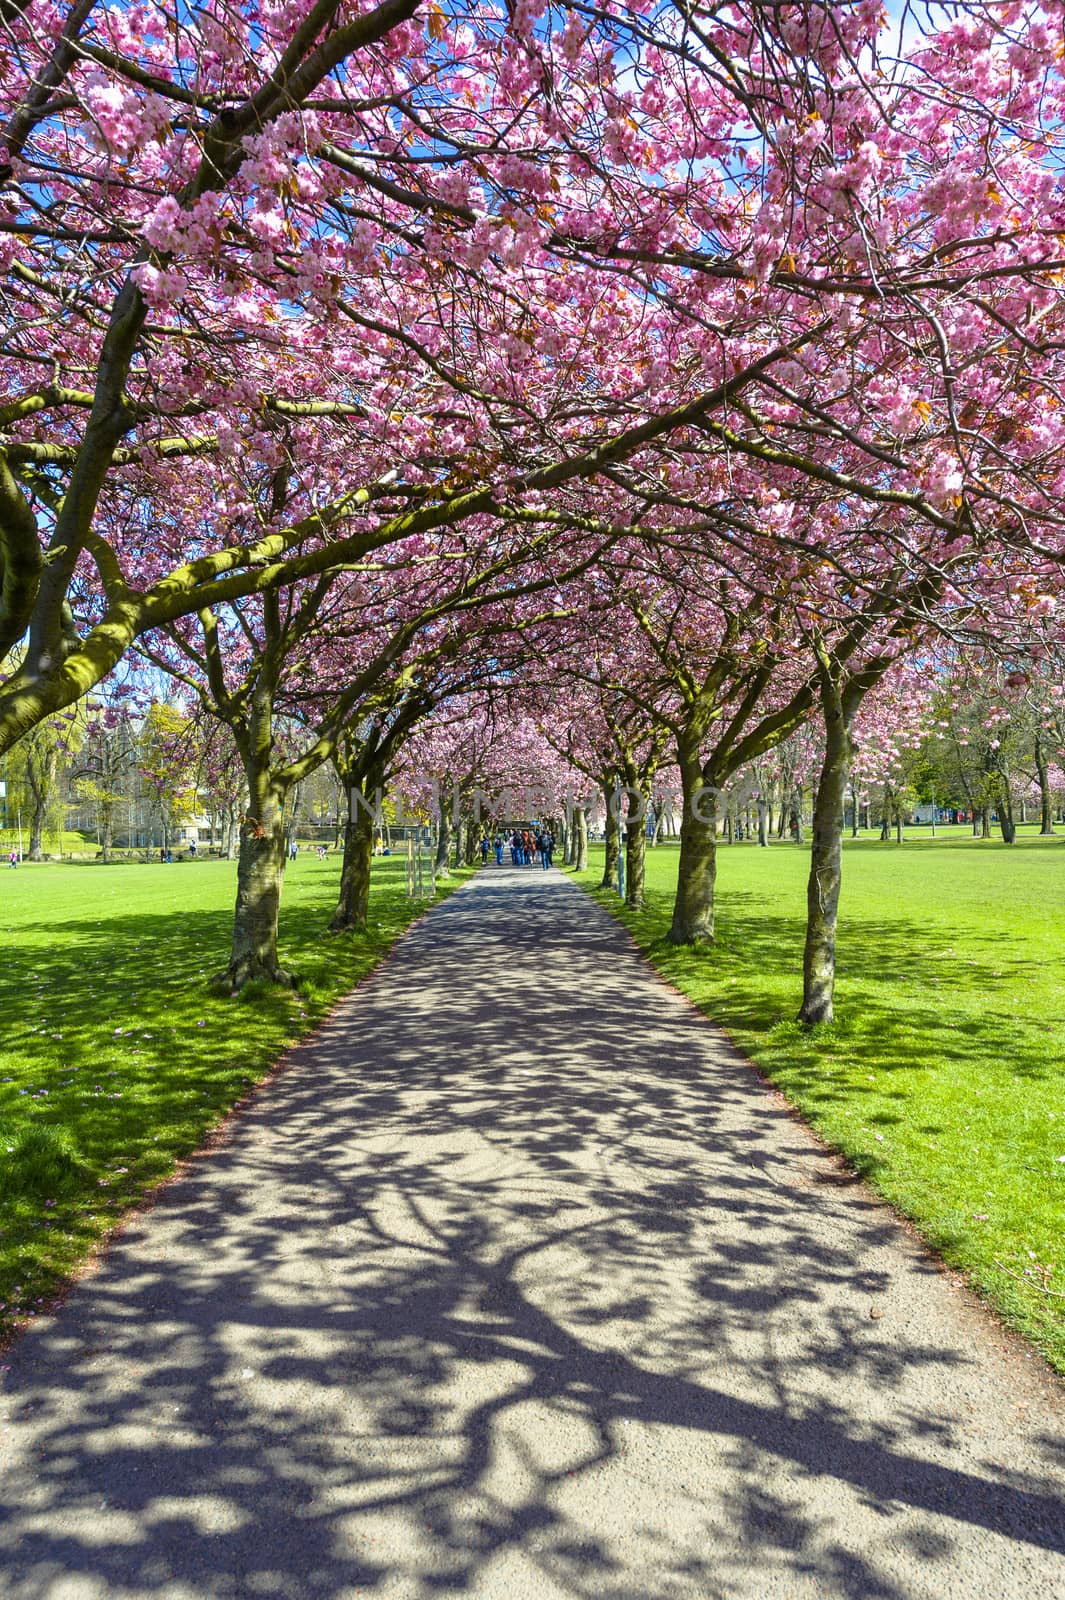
xmin=1 ymin=863 xmax=1063 ymax=1600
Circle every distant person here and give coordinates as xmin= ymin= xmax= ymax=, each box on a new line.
xmin=493 ymin=834 xmax=504 ymax=865
xmin=165 ymin=848 xmax=173 ymax=863
xmin=188 ymin=839 xmax=197 ymax=858
xmin=540 ymin=830 xmax=554 ymax=869
xmin=289 ymin=840 xmax=298 ymax=861
xmin=480 ymin=836 xmax=489 ymax=864
xmin=8 ymin=848 xmax=17 ymax=869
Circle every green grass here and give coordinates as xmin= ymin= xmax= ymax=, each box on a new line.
xmin=0 ymin=829 xmax=97 ymax=856
xmin=0 ymin=854 xmax=468 ymax=1342
xmin=574 ymin=833 xmax=1065 ymax=1374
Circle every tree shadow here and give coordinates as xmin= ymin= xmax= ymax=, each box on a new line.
xmin=639 ymin=886 xmax=1060 ymax=1091
xmin=0 ymin=868 xmax=1063 ymax=1599
xmin=0 ymin=857 xmax=419 ymax=1322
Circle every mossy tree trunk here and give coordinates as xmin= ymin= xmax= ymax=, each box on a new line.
xmin=285 ymin=781 xmax=302 ymax=856
xmin=328 ymin=703 xmax=426 ymax=932
xmin=600 ymin=774 xmax=619 ymax=889
xmin=227 ymin=802 xmax=290 ymax=990
xmin=24 ymin=734 xmax=58 ymax=861
xmin=799 ymin=666 xmax=857 ymax=1026
xmin=573 ymin=803 xmax=589 ymax=872
xmin=791 ymin=788 xmax=804 ymax=844
xmin=656 ymin=801 xmax=669 ymax=845
xmin=220 ymin=675 xmax=293 ymax=993
xmin=991 ymin=765 xmax=1016 ymax=844
xmin=330 ymin=764 xmax=381 ymax=933
xmin=99 ymin=797 xmax=115 ymax=863
xmin=669 ymin=737 xmax=718 ymax=944
xmin=624 ymin=792 xmax=647 ymax=909
xmin=29 ymin=793 xmax=47 ymax=860
xmin=435 ymin=787 xmax=453 ymax=879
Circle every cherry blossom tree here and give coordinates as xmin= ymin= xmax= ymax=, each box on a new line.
xmin=6 ymin=0 xmax=1065 ymax=766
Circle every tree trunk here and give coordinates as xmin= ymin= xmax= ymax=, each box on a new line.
xmin=25 ymin=740 xmax=57 ymax=861
xmin=601 ymin=776 xmax=619 ymax=889
xmin=29 ymin=790 xmax=46 ymax=861
xmin=880 ymin=788 xmax=891 ymax=841
xmin=100 ymin=800 xmax=114 ymax=863
xmin=895 ymin=806 xmax=904 ymax=845
xmin=221 ymin=689 xmax=292 ymax=990
xmin=792 ymin=788 xmax=804 ymax=844
xmin=464 ymin=815 xmax=477 ymax=866
xmin=979 ymin=805 xmax=991 ymax=839
xmin=849 ymin=782 xmax=859 ymax=838
xmin=799 ymin=678 xmax=854 ymax=1026
xmin=995 ymin=775 xmax=1016 ymax=844
xmin=286 ymin=782 xmax=302 ymax=856
xmin=333 ymin=789 xmax=343 ymax=850
xmin=435 ymin=788 xmax=452 ymax=879
xmin=222 ymin=806 xmax=291 ymax=991
xmin=757 ymin=798 xmax=769 ymax=847
xmin=624 ymin=796 xmax=647 ymax=910
xmin=1036 ymin=734 xmax=1056 ymax=834
xmin=573 ymin=804 xmax=589 ymax=872
xmin=669 ymin=743 xmax=717 ymax=943
xmin=330 ymin=775 xmax=376 ymax=932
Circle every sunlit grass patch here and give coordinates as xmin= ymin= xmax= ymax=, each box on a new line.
xmin=574 ymin=832 xmax=1065 ymax=1375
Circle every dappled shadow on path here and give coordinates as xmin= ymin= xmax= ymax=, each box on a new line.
xmin=0 ymin=867 xmax=1063 ymax=1599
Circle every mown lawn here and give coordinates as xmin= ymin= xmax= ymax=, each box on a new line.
xmin=0 ymin=854 xmax=464 ymax=1344
xmin=0 ymin=829 xmax=98 ymax=857
xmin=575 ymin=833 xmax=1065 ymax=1375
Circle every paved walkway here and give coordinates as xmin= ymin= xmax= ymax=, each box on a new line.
xmin=1 ymin=865 xmax=1063 ymax=1599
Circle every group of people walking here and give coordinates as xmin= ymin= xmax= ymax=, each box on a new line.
xmin=480 ymin=827 xmax=555 ymax=869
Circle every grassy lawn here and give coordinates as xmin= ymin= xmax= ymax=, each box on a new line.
xmin=0 ymin=829 xmax=98 ymax=857
xmin=574 ymin=832 xmax=1065 ymax=1375
xmin=0 ymin=854 xmax=466 ymax=1344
